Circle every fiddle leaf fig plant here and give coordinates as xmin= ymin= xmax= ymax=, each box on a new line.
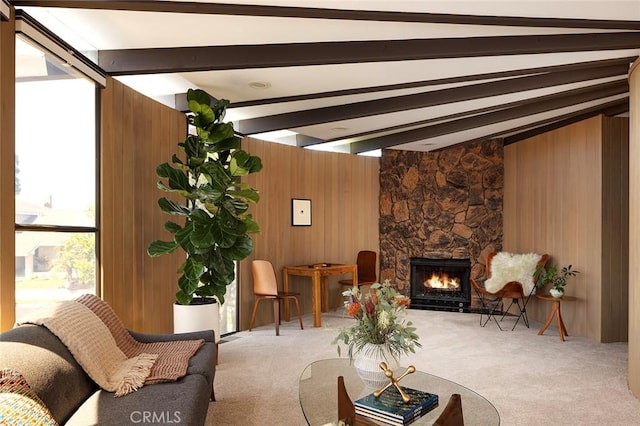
xmin=147 ymin=89 xmax=262 ymax=305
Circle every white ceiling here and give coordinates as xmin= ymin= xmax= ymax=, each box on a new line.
xmin=12 ymin=0 xmax=640 ymax=154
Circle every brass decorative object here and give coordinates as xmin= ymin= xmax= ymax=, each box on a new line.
xmin=373 ymin=362 xmax=416 ymax=402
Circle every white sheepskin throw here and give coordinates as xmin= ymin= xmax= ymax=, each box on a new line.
xmin=484 ymin=252 xmax=542 ymax=295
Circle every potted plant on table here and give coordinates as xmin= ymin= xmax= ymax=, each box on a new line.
xmin=147 ymin=89 xmax=262 ymax=337
xmin=333 ymin=280 xmax=421 ymax=388
xmin=535 ymin=263 xmax=580 ymax=298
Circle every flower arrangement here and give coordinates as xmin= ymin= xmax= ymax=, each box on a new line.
xmin=333 ymin=280 xmax=421 ymax=360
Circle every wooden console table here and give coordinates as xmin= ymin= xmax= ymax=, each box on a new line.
xmin=536 ymin=295 xmax=577 ymax=341
xmin=282 ymin=263 xmax=357 ymax=327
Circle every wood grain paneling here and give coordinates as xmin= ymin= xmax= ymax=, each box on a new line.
xmin=0 ymin=10 xmax=15 ymax=331
xmin=601 ymin=116 xmax=629 ymax=343
xmin=628 ymin=58 xmax=640 ymax=399
xmin=504 ymin=115 xmax=629 ymax=343
xmin=100 ymin=77 xmax=185 ymax=333
xmin=240 ymin=138 xmax=380 ymax=330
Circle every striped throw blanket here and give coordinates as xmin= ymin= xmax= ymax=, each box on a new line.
xmin=19 ymin=294 xmax=204 ymax=396
xmin=75 ymin=294 xmax=204 ymax=385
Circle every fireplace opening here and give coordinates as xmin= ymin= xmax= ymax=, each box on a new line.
xmin=409 ymin=257 xmax=471 ymax=313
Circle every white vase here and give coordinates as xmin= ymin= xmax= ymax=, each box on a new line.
xmin=173 ymin=299 xmax=220 ymax=343
xmin=550 ymin=288 xmax=564 ymax=298
xmin=353 ymin=343 xmax=400 ymax=389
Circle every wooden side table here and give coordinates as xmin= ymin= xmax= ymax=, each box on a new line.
xmin=536 ymin=295 xmax=577 ymax=341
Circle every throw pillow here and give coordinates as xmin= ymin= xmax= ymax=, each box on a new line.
xmin=0 ymin=368 xmax=58 ymax=426
xmin=484 ymin=252 xmax=542 ymax=294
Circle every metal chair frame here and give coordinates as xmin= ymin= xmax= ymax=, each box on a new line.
xmin=472 ymin=253 xmax=548 ymax=331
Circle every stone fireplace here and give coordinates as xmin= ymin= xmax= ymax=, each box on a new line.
xmin=379 ymin=139 xmax=504 ymax=310
xmin=409 ymin=257 xmax=471 ymax=312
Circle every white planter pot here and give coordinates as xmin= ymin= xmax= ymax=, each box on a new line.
xmin=173 ymin=300 xmax=220 ymax=343
xmin=353 ymin=343 xmax=400 ymax=389
xmin=549 ymin=288 xmax=565 ymax=298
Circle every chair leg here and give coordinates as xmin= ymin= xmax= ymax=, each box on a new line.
xmin=272 ymin=299 xmax=280 ymax=336
xmin=248 ymin=298 xmax=262 ymax=331
xmin=293 ymin=297 xmax=304 ymax=330
xmin=474 ymin=291 xmax=503 ymax=331
xmin=511 ymin=298 xmax=532 ymax=330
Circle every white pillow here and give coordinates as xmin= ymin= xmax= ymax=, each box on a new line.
xmin=484 ymin=252 xmax=542 ymax=294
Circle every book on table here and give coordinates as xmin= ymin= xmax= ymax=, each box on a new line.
xmin=354 ymin=386 xmax=439 ymax=425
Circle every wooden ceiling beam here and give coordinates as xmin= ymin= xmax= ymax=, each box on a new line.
xmin=501 ymin=98 xmax=629 ymax=145
xmin=231 ymin=56 xmax=637 ymax=108
xmin=236 ymin=64 xmax=629 ymax=135
xmin=10 ymin=1 xmax=640 ymax=29
xmin=97 ymin=32 xmax=640 ymax=75
xmin=348 ymin=80 xmax=628 ymax=153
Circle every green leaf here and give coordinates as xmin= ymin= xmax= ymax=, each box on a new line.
xmin=228 ymin=188 xmax=260 ymax=203
xmin=158 ymin=197 xmax=190 ymax=216
xmin=147 ymin=240 xmax=179 ymax=256
xmin=190 ymin=219 xmax=215 ymax=249
xmin=221 ymin=234 xmax=253 ymax=260
xmin=183 ymin=257 xmax=205 ymax=281
xmin=209 ymin=135 xmax=240 ymax=152
xmin=156 ymin=163 xmax=191 ymax=192
xmin=236 ymin=151 xmax=263 ymax=172
xmin=164 ymin=221 xmax=182 ymax=234
xmin=243 ymin=215 xmax=260 ymax=234
xmin=175 ymin=290 xmax=192 ymax=305
xmin=187 ymin=88 xmax=211 ymax=108
xmin=207 ymin=122 xmax=235 ymax=144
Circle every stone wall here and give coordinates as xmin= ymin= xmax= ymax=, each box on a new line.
xmin=379 ymin=139 xmax=504 ymax=299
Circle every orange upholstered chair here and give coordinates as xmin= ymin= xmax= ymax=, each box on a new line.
xmin=249 ymin=260 xmax=304 ymax=336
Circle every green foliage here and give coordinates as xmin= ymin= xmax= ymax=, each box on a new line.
xmin=536 ymin=263 xmax=580 ymax=291
xmin=54 ymin=234 xmax=96 ymax=288
xmin=147 ymin=89 xmax=262 ymax=305
xmin=333 ymin=280 xmax=422 ymax=361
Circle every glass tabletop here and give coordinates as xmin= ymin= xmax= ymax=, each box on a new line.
xmin=299 ymin=358 xmax=500 ymax=426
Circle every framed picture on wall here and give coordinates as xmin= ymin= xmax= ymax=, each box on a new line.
xmin=292 ymin=198 xmax=312 ymax=226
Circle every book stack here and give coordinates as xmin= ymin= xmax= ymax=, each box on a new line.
xmin=354 ymin=386 xmax=439 ymax=425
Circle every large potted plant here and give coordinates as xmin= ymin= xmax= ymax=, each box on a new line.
xmin=147 ymin=89 xmax=262 ymax=338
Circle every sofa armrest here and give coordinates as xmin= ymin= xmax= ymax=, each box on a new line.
xmin=127 ymin=329 xmax=215 ymax=343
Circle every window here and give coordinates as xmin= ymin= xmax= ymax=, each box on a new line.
xmin=14 ymin=35 xmax=98 ymax=321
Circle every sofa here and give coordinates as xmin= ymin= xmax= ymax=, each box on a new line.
xmin=0 ymin=324 xmax=216 ymax=425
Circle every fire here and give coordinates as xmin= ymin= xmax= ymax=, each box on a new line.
xmin=424 ymin=273 xmax=460 ymax=289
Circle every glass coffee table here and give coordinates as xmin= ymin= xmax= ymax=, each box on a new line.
xmin=299 ymin=359 xmax=500 ymax=425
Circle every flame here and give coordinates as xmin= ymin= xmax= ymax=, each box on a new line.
xmin=424 ymin=273 xmax=460 ymax=289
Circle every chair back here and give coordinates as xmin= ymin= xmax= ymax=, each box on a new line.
xmin=356 ymin=250 xmax=377 ymax=283
xmin=251 ymin=260 xmax=279 ymax=296
xmin=487 ymin=252 xmax=549 ymax=297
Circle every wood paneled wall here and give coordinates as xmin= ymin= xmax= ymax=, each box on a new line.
xmin=628 ymin=58 xmax=640 ymax=399
xmin=239 ymin=139 xmax=380 ymax=330
xmin=601 ymin=117 xmax=630 ymax=342
xmin=100 ymin=77 xmax=185 ymax=333
xmin=504 ymin=115 xmax=629 ymax=343
xmin=0 ymin=9 xmax=16 ymax=331
xmin=100 ymin=87 xmax=380 ymax=333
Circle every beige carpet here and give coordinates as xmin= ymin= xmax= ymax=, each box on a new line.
xmin=205 ymin=309 xmax=640 ymax=425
